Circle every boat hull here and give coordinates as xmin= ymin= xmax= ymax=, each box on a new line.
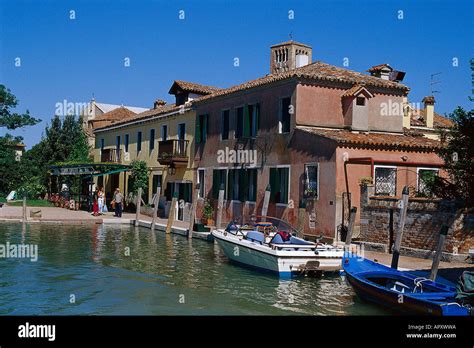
xmin=343 ymin=256 xmax=470 ymax=316
xmin=213 ymin=230 xmax=342 ymax=278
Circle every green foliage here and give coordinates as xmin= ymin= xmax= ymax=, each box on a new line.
xmin=202 ymin=199 xmax=214 ymax=219
xmin=0 ymin=134 xmax=24 ymax=194
xmin=0 ymin=85 xmax=41 ymax=129
xmin=16 ymin=177 xmax=47 ymax=199
xmin=129 ymin=160 xmax=148 ymax=193
xmin=426 ymin=107 xmax=474 ymax=207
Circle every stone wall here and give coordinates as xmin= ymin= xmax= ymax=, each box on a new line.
xmin=358 ymin=184 xmax=473 ymax=262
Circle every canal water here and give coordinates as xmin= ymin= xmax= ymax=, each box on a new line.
xmin=0 ymin=223 xmax=386 ymax=315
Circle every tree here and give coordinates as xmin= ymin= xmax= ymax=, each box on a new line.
xmin=129 ymin=160 xmax=148 ymax=194
xmin=427 ymin=107 xmax=474 ymax=207
xmin=0 ymin=85 xmax=41 ymax=129
xmin=0 ymin=134 xmax=24 ymax=194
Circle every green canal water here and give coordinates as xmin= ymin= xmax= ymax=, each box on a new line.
xmin=0 ymin=223 xmax=386 ymax=315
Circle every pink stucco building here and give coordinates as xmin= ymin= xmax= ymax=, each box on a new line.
xmin=192 ymin=41 xmax=452 ymax=241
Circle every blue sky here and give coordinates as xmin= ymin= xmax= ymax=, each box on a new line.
xmin=1 ymin=0 xmax=472 ymax=148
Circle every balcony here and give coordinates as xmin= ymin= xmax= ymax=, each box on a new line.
xmin=101 ymin=148 xmax=123 ymax=163
xmin=157 ymin=139 xmax=189 ymax=166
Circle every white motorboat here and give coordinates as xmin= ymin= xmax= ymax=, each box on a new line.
xmin=212 ymin=216 xmax=343 ymax=278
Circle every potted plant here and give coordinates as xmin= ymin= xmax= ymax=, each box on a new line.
xmin=202 ymin=199 xmax=215 ymax=226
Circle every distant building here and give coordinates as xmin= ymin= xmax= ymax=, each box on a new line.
xmin=81 ymin=99 xmax=148 ymax=149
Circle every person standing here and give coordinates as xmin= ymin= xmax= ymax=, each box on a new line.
xmin=97 ymin=187 xmax=105 ymax=214
xmin=113 ymin=188 xmax=123 ymax=217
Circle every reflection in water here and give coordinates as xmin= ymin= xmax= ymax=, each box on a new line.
xmin=0 ymin=223 xmax=386 ymax=315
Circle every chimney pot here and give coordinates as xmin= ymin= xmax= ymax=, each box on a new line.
xmin=154 ymin=99 xmax=167 ymax=109
xmin=422 ymin=96 xmax=435 ymax=128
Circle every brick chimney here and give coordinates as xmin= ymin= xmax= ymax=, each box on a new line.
xmin=153 ymin=99 xmax=167 ymax=109
xmin=422 ymin=96 xmax=435 ymax=128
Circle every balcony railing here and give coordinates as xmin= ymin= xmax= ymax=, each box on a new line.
xmin=101 ymin=148 xmax=123 ymax=163
xmin=157 ymin=139 xmax=189 ymax=166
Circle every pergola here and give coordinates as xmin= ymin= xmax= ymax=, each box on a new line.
xmin=49 ymin=163 xmax=131 ymax=211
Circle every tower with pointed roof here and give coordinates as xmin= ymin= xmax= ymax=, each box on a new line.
xmin=270 ymin=41 xmax=312 ymax=74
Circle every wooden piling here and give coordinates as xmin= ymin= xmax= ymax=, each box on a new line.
xmin=261 ymin=184 xmax=271 ymax=220
xmin=187 ymin=184 xmax=200 ymax=239
xmin=22 ymin=195 xmax=27 ymax=222
xmin=391 ymin=186 xmax=409 ymax=269
xmin=151 ymin=187 xmax=161 ymax=232
xmin=345 ymin=207 xmax=357 ymax=246
xmin=135 ymin=187 xmax=142 ymax=227
xmin=429 ymin=225 xmax=449 ymax=281
xmin=166 ymin=191 xmax=178 ymax=234
xmin=296 ymin=199 xmax=306 ymax=238
xmin=215 ymin=184 xmax=225 ymax=229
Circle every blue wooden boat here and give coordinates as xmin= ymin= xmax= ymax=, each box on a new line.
xmin=342 ymin=254 xmax=472 ymax=316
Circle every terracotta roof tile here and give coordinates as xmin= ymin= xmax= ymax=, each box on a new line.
xmin=91 ymin=107 xmax=136 ymax=123
xmin=94 ymin=102 xmax=190 ymax=131
xmin=169 ymin=80 xmax=223 ymax=95
xmin=341 ymin=84 xmax=374 ymax=98
xmin=367 ymin=63 xmax=392 ymax=72
xmin=271 ymin=40 xmax=312 ymax=48
xmin=296 ymin=126 xmax=441 ymax=151
xmin=410 ymin=109 xmax=454 ymax=129
xmin=196 ymin=61 xmax=408 ymax=103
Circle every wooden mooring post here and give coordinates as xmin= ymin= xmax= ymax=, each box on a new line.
xmin=296 ymin=199 xmax=306 ymax=238
xmin=215 ymin=184 xmax=225 ymax=229
xmin=22 ymin=195 xmax=27 ymax=222
xmin=429 ymin=225 xmax=449 ymax=281
xmin=151 ymin=187 xmax=161 ymax=232
xmin=166 ymin=191 xmax=178 ymax=234
xmin=187 ymin=184 xmax=200 ymax=239
xmin=391 ymin=186 xmax=409 ymax=269
xmin=261 ymin=184 xmax=271 ymax=220
xmin=135 ymin=187 xmax=142 ymax=227
xmin=345 ymin=207 xmax=358 ymax=246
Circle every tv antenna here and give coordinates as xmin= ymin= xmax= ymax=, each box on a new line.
xmin=430 ymin=72 xmax=442 ymax=95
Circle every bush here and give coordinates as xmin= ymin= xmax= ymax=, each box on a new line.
xmin=17 ymin=177 xmax=46 ymax=199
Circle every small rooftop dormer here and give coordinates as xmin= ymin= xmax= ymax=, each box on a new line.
xmin=367 ymin=63 xmax=406 ymax=82
xmin=270 ymin=40 xmax=312 ymax=74
xmin=168 ymin=80 xmax=222 ymax=106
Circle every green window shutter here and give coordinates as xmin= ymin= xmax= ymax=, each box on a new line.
xmin=281 ymin=168 xmax=289 ymax=204
xmin=255 ymin=104 xmax=260 ymax=134
xmin=239 ymin=169 xmax=248 ymax=202
xmin=227 ymin=169 xmax=234 ymax=200
xmin=243 ymin=105 xmax=250 ymax=137
xmin=212 ymin=169 xmax=219 ymax=199
xmin=202 ymin=114 xmax=208 ymax=142
xmin=195 ymin=116 xmax=201 ymax=144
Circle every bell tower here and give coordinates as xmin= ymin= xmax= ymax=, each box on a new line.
xmin=270 ymin=40 xmax=312 ymax=74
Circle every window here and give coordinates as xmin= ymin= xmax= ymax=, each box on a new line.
xmin=161 ymin=125 xmax=168 ymax=141
xmin=196 ymin=114 xmax=208 ymax=143
xmin=235 ymin=104 xmax=260 ymax=139
xmin=269 ymin=167 xmax=290 ymax=204
xmin=212 ymin=169 xmax=227 ymax=199
xmin=116 ymin=135 xmax=121 ymax=160
xmin=151 ymin=174 xmax=162 ymax=204
xmin=124 ymin=134 xmax=129 ymax=153
xmin=221 ymin=110 xmax=230 ymax=140
xmin=137 ymin=131 xmax=142 ymax=153
xmin=227 ymin=168 xmax=258 ymax=202
xmin=149 ymin=129 xmax=155 ymax=152
xmin=197 ymin=169 xmax=206 ymax=198
xmin=100 ymin=138 xmax=105 ymax=153
xmin=417 ymin=168 xmax=438 ymax=195
xmin=304 ymin=164 xmax=318 ymax=199
xmin=356 ymin=97 xmax=366 ymax=106
xmin=235 ymin=107 xmax=244 ymax=138
xmin=279 ymin=97 xmax=291 ymax=133
xmin=374 ymin=166 xmax=397 ymax=196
